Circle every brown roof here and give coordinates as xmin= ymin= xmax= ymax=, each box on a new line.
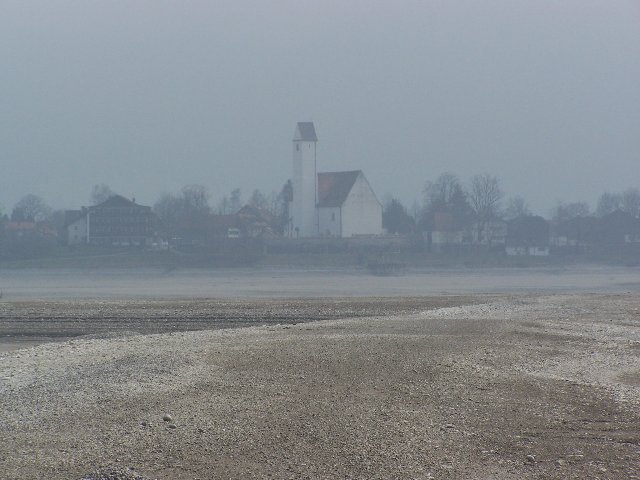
xmin=317 ymin=171 xmax=361 ymax=208
xmin=64 ymin=210 xmax=85 ymax=227
xmin=5 ymin=221 xmax=36 ymax=231
xmin=209 ymin=214 xmax=244 ymax=233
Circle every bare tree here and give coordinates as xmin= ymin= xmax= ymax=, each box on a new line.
xmin=217 ymin=188 xmax=243 ymax=214
xmin=422 ymin=172 xmax=470 ymax=218
xmin=275 ymin=180 xmax=293 ymax=235
xmin=469 ymin=174 xmax=503 ymax=219
xmin=11 ymin=194 xmax=51 ymax=222
xmin=267 ymin=191 xmax=279 ymax=216
xmin=622 ymin=188 xmax=640 ymax=217
xmin=217 ymin=195 xmax=231 ymax=214
xmin=595 ymin=188 xmax=640 ymax=217
xmin=153 ymin=193 xmax=182 ymax=236
xmin=229 ymin=188 xmax=242 ymax=213
xmin=383 ymin=198 xmax=414 ymax=234
xmin=503 ymin=195 xmax=531 ymax=220
xmin=552 ymin=201 xmax=590 ymax=223
xmin=424 ymin=173 xmax=461 ymax=211
xmin=248 ymin=189 xmax=268 ymax=210
xmin=154 ymin=185 xmax=211 ymax=240
xmin=181 ymin=184 xmax=210 ymax=215
xmin=90 ymin=184 xmax=114 ymax=205
xmin=596 ymin=192 xmax=622 ymax=217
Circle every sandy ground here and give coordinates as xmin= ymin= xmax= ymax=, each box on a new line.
xmin=1 ymin=294 xmax=639 ymax=479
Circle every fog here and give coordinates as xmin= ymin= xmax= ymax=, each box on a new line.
xmin=2 ymin=1 xmax=639 ymax=215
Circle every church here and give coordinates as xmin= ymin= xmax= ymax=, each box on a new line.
xmin=289 ymin=122 xmax=382 ymax=238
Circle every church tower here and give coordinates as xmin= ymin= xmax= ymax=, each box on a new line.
xmin=291 ymin=122 xmax=318 ymax=237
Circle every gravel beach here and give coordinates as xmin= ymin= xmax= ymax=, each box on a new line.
xmin=1 ymin=294 xmax=639 ymax=479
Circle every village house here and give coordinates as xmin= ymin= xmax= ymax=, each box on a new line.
xmin=595 ymin=210 xmax=640 ymax=246
xmin=1 ymin=220 xmax=58 ymax=258
xmin=207 ymin=206 xmax=279 ymax=240
xmin=425 ymin=212 xmax=506 ymax=252
xmin=427 ymin=212 xmax=469 ymax=252
xmin=550 ymin=215 xmax=598 ymax=252
xmin=289 ymin=122 xmax=382 ymax=238
xmin=65 ymin=195 xmax=154 ymax=247
xmin=471 ymin=217 xmax=507 ymax=248
xmin=506 ymin=215 xmax=550 ymax=256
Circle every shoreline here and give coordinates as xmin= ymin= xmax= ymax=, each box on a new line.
xmin=1 ymin=265 xmax=640 ymax=300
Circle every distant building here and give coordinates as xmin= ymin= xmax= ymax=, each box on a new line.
xmin=208 ymin=206 xmax=279 ymax=240
xmin=595 ymin=210 xmax=640 ymax=246
xmin=506 ymin=215 xmax=550 ymax=256
xmin=289 ymin=122 xmax=382 ymax=238
xmin=424 ymin=212 xmax=508 ymax=252
xmin=551 ymin=215 xmax=597 ymax=251
xmin=65 ymin=195 xmax=153 ymax=247
xmin=471 ymin=218 xmax=507 ymax=248
xmin=4 ymin=221 xmax=37 ymax=239
xmin=429 ymin=212 xmax=468 ymax=252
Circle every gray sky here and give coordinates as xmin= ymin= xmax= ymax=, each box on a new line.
xmin=2 ymin=1 xmax=639 ymax=216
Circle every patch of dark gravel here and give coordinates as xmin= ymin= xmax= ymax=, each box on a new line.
xmin=0 ymin=296 xmax=484 ymax=339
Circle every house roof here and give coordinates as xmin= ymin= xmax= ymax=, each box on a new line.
xmin=93 ymin=194 xmax=138 ymax=208
xmin=317 ymin=170 xmax=361 ymax=208
xmin=432 ymin=212 xmax=465 ymax=232
xmin=209 ymin=214 xmax=244 ymax=233
xmin=294 ymin=122 xmax=318 ymax=142
xmin=88 ymin=195 xmax=151 ymax=212
xmin=238 ymin=205 xmax=276 ymax=224
xmin=64 ymin=210 xmax=85 ymax=227
xmin=5 ymin=221 xmax=36 ymax=231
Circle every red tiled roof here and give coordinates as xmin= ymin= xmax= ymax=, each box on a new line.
xmin=6 ymin=222 xmax=36 ymax=231
xmin=317 ymin=171 xmax=361 ymax=208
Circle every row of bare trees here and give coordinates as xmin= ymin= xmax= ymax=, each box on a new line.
xmin=383 ymin=172 xmax=507 ymax=234
xmin=382 ymin=172 xmax=640 ymax=235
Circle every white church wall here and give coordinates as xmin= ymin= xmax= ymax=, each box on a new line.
xmin=340 ymin=174 xmax=383 ymax=237
xmin=318 ymin=207 xmax=341 ymax=237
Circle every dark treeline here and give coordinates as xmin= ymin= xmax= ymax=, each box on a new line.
xmin=381 ymin=172 xmax=640 ymax=234
xmin=1 ymin=174 xmax=639 ymax=262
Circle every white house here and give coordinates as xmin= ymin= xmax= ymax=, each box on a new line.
xmin=66 ymin=212 xmax=88 ymax=245
xmin=290 ymin=122 xmax=382 ymax=238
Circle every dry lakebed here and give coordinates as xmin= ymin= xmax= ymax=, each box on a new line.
xmin=1 ymin=294 xmax=639 ymax=479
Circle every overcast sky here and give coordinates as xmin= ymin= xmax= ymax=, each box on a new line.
xmin=2 ymin=1 xmax=639 ymax=216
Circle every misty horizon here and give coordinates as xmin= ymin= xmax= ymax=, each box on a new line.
xmin=2 ymin=1 xmax=639 ymax=216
